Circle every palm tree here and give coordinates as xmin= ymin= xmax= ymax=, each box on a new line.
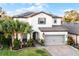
xmin=0 ymin=17 xmax=32 ymax=49
xmin=14 ymin=20 xmax=32 ymax=48
xmin=0 ymin=7 xmax=32 ymax=49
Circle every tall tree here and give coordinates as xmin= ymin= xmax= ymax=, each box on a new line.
xmin=12 ymin=20 xmax=32 ymax=48
xmin=0 ymin=7 xmax=5 ymax=17
xmin=0 ymin=20 xmax=4 ymax=48
xmin=0 ymin=7 xmax=32 ymax=49
xmin=0 ymin=19 xmax=32 ymax=49
xmin=0 ymin=7 xmax=2 ymax=13
xmin=64 ymin=10 xmax=79 ymax=22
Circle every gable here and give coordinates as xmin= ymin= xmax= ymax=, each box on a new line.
xmin=28 ymin=12 xmax=53 ymax=18
xmin=31 ymin=12 xmax=53 ymax=19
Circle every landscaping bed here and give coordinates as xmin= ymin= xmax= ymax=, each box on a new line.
xmin=67 ymin=36 xmax=79 ymax=50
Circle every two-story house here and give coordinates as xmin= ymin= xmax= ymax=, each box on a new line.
xmin=13 ymin=11 xmax=68 ymax=46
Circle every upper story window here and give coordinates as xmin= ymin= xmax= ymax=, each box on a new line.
xmin=54 ymin=18 xmax=57 ymax=24
xmin=38 ymin=17 xmax=46 ymax=24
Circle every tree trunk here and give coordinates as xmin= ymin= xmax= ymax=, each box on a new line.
xmin=12 ymin=32 xmax=17 ymax=49
xmin=18 ymin=33 xmax=23 ymax=48
xmin=12 ymin=32 xmax=23 ymax=49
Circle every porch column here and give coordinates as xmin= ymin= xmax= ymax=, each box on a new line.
xmin=39 ymin=32 xmax=44 ymax=40
xmin=27 ymin=33 xmax=30 ymax=41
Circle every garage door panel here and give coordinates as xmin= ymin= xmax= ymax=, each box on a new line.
xmin=45 ymin=35 xmax=65 ymax=45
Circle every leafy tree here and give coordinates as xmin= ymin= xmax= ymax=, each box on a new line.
xmin=12 ymin=20 xmax=32 ymax=48
xmin=0 ymin=7 xmax=2 ymax=13
xmin=0 ymin=18 xmax=32 ymax=49
xmin=64 ymin=10 xmax=79 ymax=22
xmin=0 ymin=7 xmax=5 ymax=18
xmin=0 ymin=7 xmax=32 ymax=49
xmin=0 ymin=20 xmax=4 ymax=48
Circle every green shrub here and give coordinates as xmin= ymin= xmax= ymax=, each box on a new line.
xmin=2 ymin=38 xmax=11 ymax=47
xmin=67 ymin=36 xmax=75 ymax=46
xmin=27 ymin=39 xmax=35 ymax=47
xmin=0 ymin=35 xmax=4 ymax=48
xmin=0 ymin=34 xmax=12 ymax=49
xmin=13 ymin=38 xmax=21 ymax=50
xmin=36 ymin=49 xmax=45 ymax=53
xmin=40 ymin=39 xmax=45 ymax=46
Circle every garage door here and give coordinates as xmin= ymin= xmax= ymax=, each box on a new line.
xmin=45 ymin=35 xmax=65 ymax=45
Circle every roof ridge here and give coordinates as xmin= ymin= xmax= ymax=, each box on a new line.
xmin=13 ymin=11 xmax=62 ymax=18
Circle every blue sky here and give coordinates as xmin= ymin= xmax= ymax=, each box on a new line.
xmin=0 ymin=3 xmax=79 ymax=16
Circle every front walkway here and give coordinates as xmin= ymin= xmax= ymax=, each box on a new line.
xmin=45 ymin=45 xmax=79 ymax=56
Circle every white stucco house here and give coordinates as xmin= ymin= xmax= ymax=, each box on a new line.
xmin=13 ymin=11 xmax=68 ymax=46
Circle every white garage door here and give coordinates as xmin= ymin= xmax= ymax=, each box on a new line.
xmin=45 ymin=35 xmax=65 ymax=45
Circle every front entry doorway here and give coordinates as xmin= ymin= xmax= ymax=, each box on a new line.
xmin=33 ymin=32 xmax=39 ymax=40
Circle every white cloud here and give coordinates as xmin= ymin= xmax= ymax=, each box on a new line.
xmin=6 ymin=3 xmax=48 ymax=16
xmin=7 ymin=8 xmax=27 ymax=16
xmin=64 ymin=9 xmax=77 ymax=12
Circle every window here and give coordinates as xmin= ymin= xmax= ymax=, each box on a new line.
xmin=54 ymin=19 xmax=57 ymax=24
xmin=38 ymin=18 xmax=46 ymax=24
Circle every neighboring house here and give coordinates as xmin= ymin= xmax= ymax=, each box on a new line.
xmin=63 ymin=23 xmax=79 ymax=44
xmin=13 ymin=11 xmax=68 ymax=46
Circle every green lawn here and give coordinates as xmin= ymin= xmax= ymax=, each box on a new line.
xmin=0 ymin=47 xmax=49 ymax=56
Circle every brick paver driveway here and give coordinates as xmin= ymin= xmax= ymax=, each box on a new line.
xmin=45 ymin=45 xmax=79 ymax=56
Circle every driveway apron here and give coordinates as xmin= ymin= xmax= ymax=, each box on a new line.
xmin=45 ymin=45 xmax=79 ymax=56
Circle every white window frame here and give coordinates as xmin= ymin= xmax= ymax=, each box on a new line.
xmin=38 ymin=17 xmax=46 ymax=24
